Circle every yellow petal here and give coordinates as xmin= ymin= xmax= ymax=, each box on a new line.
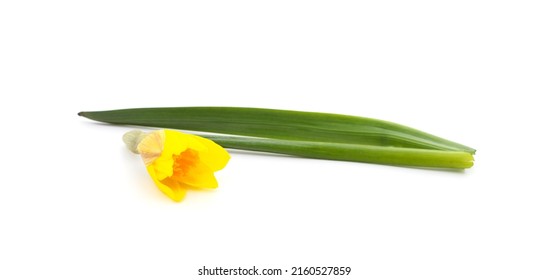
xmin=146 ymin=165 xmax=186 ymax=202
xmin=178 ymin=161 xmax=218 ymax=189
xmin=148 ymin=130 xmax=190 ymax=180
xmin=164 ymin=130 xmax=194 ymax=155
xmin=189 ymin=134 xmax=231 ymax=171
xmin=151 ymin=156 xmax=175 ymax=181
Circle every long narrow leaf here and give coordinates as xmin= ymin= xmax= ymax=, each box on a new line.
xmin=79 ymin=107 xmax=475 ymax=154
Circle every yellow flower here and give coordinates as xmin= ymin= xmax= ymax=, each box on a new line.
xmin=123 ymin=130 xmax=230 ymax=202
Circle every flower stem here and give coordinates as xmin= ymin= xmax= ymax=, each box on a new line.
xmin=202 ymin=135 xmax=474 ymax=169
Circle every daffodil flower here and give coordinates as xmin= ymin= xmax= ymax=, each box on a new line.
xmin=123 ymin=130 xmax=230 ymax=202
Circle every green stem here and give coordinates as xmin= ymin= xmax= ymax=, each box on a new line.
xmin=202 ymin=135 xmax=474 ymax=169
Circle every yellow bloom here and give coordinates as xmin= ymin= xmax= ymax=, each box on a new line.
xmin=123 ymin=130 xmax=230 ymax=202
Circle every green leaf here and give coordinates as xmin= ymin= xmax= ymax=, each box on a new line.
xmin=78 ymin=107 xmax=475 ymax=154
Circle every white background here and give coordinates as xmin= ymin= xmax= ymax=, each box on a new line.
xmin=1 ymin=1 xmax=548 ymax=279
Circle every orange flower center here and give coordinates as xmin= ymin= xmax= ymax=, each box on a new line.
xmin=172 ymin=149 xmax=199 ymax=178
